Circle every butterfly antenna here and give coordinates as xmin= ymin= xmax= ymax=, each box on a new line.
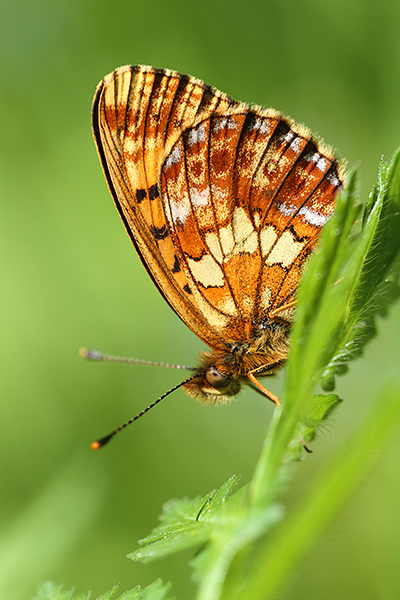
xmin=90 ymin=374 xmax=198 ymax=450
xmin=79 ymin=347 xmax=194 ymax=370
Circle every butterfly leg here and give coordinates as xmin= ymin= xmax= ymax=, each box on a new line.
xmin=267 ymin=299 xmax=297 ymax=319
xmin=247 ymin=372 xmax=280 ymax=407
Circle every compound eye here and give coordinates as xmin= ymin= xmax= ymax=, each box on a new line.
xmin=205 ymin=365 xmax=230 ymax=389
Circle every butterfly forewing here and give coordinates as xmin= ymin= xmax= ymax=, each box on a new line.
xmin=92 ymin=65 xmax=244 ymax=348
xmin=93 ymin=65 xmax=343 ymax=352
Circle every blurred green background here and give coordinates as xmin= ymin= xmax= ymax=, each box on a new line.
xmin=1 ymin=0 xmax=400 ymax=598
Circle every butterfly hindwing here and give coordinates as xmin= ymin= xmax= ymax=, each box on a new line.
xmin=159 ymin=111 xmax=342 ymax=343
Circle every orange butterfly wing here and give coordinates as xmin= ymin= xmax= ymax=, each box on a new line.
xmin=92 ymin=65 xmax=343 ymax=351
xmin=92 ymin=65 xmax=243 ymax=349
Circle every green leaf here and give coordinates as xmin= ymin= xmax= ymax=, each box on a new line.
xmin=302 ymin=393 xmax=342 ymax=444
xmin=192 ymin=502 xmax=283 ymax=600
xmin=129 ymin=476 xmax=283 ymax=600
xmin=321 ymin=148 xmax=400 ymax=390
xmin=129 ymin=476 xmax=242 ymax=563
xmin=31 ymin=581 xmax=90 ymax=600
xmin=117 ymin=580 xmax=172 ymax=600
xmin=95 ymin=585 xmax=121 ymax=600
xmin=250 ymin=151 xmax=400 ymax=510
xmin=30 ymin=581 xmax=172 ymax=600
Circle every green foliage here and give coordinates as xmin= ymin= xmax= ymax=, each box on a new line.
xmin=30 ymin=580 xmax=172 ymax=600
xmin=31 ymin=581 xmax=90 ymax=600
xmin=32 ymin=150 xmax=400 ymax=599
xmin=130 ymin=476 xmax=283 ymax=598
xmin=301 ymin=393 xmax=342 ymax=445
xmin=4 ymin=3 xmax=400 ymax=599
xmin=126 ymin=149 xmax=400 ymax=599
xmin=234 ymin=377 xmax=400 ymax=600
xmin=321 ymin=150 xmax=400 ymax=390
xmin=129 ymin=476 xmax=244 ymax=563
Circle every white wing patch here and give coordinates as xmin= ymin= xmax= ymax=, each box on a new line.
xmin=327 ymin=172 xmax=341 ymax=187
xmin=170 ymin=193 xmax=191 ymax=225
xmin=317 ymin=157 xmax=329 ymax=172
xmin=191 ymin=186 xmax=210 ymax=207
xmin=277 ymin=201 xmax=297 ymax=217
xmin=213 ymin=117 xmax=239 ymax=132
xmin=299 ymin=205 xmax=330 ymax=226
xmin=187 ymin=123 xmax=207 ymax=147
xmin=290 ymin=137 xmax=302 ymax=153
xmin=165 ymin=144 xmax=182 ymax=168
xmin=251 ymin=117 xmax=270 ymax=135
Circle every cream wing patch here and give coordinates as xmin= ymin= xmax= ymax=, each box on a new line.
xmin=221 ymin=297 xmax=237 ymax=315
xmin=261 ymin=285 xmax=272 ymax=309
xmin=266 ymin=231 xmax=306 ymax=267
xmin=230 ymin=207 xmax=259 ymax=255
xmin=233 ymin=231 xmax=258 ymax=254
xmin=260 ymin=226 xmax=277 ymax=256
xmin=205 ymin=232 xmax=223 ymax=263
xmin=219 ymin=224 xmax=235 ymax=255
xmin=232 ymin=207 xmax=253 ymax=243
xmin=187 ymin=255 xmax=225 ymax=288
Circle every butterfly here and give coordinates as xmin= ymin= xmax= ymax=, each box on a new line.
xmin=90 ymin=64 xmax=343 ymax=446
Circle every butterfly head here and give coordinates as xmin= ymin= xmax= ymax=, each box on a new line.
xmin=183 ymin=357 xmax=241 ymax=403
xmin=183 ymin=322 xmax=290 ymax=403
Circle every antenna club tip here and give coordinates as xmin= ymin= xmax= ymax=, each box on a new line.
xmin=90 ymin=441 xmax=101 ymax=451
